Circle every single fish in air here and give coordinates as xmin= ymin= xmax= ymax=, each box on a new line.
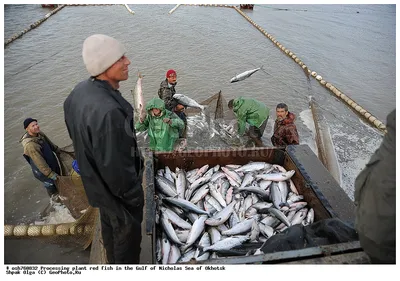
xmin=230 ymin=66 xmax=263 ymax=83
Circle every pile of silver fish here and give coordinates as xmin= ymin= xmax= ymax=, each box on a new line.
xmin=154 ymin=161 xmax=315 ymax=264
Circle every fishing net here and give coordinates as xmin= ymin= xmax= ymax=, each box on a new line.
xmin=5 ymin=145 xmax=99 ymax=251
xmin=259 ymin=218 xmax=358 ymax=254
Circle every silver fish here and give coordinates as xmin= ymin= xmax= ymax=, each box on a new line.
xmin=209 ymin=183 xmax=227 ymax=208
xmin=190 ymin=184 xmax=210 ymax=204
xmin=290 ymin=208 xmax=308 ymax=225
xmin=256 ymin=170 xmax=296 ymax=182
xmin=240 ymin=173 xmax=255 ymax=188
xmin=173 ymin=93 xmax=205 ymax=110
xmin=229 ymin=209 xmax=240 ymax=227
xmin=270 ymin=182 xmax=287 ymax=209
xmin=182 ymin=215 xmax=208 ymax=251
xmin=131 ymin=72 xmax=146 ymax=121
xmin=289 ymin=201 xmax=308 ymax=212
xmin=230 ymin=66 xmax=263 ymax=83
xmin=155 ymin=175 xmax=178 ymax=197
xmin=156 ymin=236 xmax=162 ymax=262
xmin=175 ymin=169 xmax=187 ymax=199
xmin=208 ymin=227 xmax=222 ymax=244
xmin=163 ymin=197 xmax=210 ymax=216
xmin=200 ymin=235 xmax=250 ymax=253
xmin=177 ymin=248 xmax=196 ymax=263
xmin=222 ymin=216 xmax=258 ymax=236
xmin=268 ymin=207 xmax=291 ymax=227
xmin=205 ymin=200 xmax=236 ymax=226
xmin=306 ymin=208 xmax=314 ymax=224
xmin=205 ymin=194 xmax=223 ymax=212
xmin=161 ymin=232 xmax=171 ymax=265
xmin=235 ymin=162 xmax=272 ymax=173
xmin=162 ymin=207 xmax=192 ymax=230
xmin=168 ymin=244 xmax=181 ymax=264
xmin=259 ymin=180 xmax=272 ymax=190
xmin=236 ymin=186 xmax=270 ymax=201
xmin=259 ymin=222 xmax=274 ymax=238
xmin=160 ymin=212 xmax=184 ymax=246
xmin=175 ymin=230 xmax=190 ymax=243
xmin=249 ymin=219 xmax=260 ymax=242
xmin=164 ymin=166 xmax=175 ymax=183
xmin=195 ymin=232 xmax=211 ymax=261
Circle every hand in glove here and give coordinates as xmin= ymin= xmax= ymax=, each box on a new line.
xmin=49 ymin=173 xmax=59 ymax=181
xmin=163 ymin=118 xmax=172 ymax=125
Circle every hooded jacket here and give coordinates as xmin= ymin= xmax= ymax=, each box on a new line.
xmin=271 ymin=112 xmax=299 ymax=146
xmin=20 ymin=131 xmax=60 ymax=179
xmin=158 ymin=79 xmax=178 ymax=111
xmin=232 ymin=97 xmax=270 ymax=136
xmin=354 ymin=109 xmax=395 ymax=263
xmin=135 ymin=98 xmax=184 ymax=151
xmin=64 ymin=78 xmax=144 ymax=224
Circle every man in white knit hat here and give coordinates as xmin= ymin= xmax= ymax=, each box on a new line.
xmin=64 ymin=34 xmax=144 ymax=264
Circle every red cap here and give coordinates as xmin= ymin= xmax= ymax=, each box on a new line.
xmin=166 ymin=69 xmax=176 ymax=78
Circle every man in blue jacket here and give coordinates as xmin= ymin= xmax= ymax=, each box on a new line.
xmin=64 ymin=34 xmax=144 ymax=264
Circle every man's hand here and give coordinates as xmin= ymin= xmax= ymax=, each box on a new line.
xmin=163 ymin=118 xmax=172 ymax=125
xmin=139 ymin=113 xmax=146 ymax=123
xmin=49 ymin=173 xmax=59 ymax=181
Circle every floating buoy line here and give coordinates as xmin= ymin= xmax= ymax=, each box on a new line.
xmin=4 ymin=4 xmax=66 ymax=46
xmin=5 ymin=4 xmax=387 ymax=133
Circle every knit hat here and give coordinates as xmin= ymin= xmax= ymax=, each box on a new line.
xmin=166 ymin=69 xmax=176 ymax=78
xmin=82 ymin=34 xmax=126 ymax=76
xmin=24 ymin=118 xmax=37 ymax=129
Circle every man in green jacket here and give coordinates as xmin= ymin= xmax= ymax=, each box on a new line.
xmin=354 ymin=109 xmax=395 ymax=264
xmin=228 ymin=97 xmax=270 ymax=146
xmin=136 ymin=98 xmax=185 ymax=152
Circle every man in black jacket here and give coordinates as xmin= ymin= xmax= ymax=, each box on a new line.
xmin=64 ymin=34 xmax=144 ymax=264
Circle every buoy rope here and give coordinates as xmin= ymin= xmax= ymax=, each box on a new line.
xmin=4 ymin=5 xmax=66 ymax=47
xmin=231 ymin=6 xmax=387 ymax=134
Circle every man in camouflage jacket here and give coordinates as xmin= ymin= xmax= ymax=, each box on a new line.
xmin=271 ymin=103 xmax=299 ymax=146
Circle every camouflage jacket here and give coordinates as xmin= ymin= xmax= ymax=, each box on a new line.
xmin=158 ymin=79 xmax=178 ymax=111
xmin=271 ymin=112 xmax=299 ymax=146
xmin=354 ymin=109 xmax=396 ymax=263
xmin=20 ymin=131 xmax=60 ymax=178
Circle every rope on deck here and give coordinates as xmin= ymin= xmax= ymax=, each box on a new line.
xmin=4 ymin=4 xmax=66 ymax=47
xmin=231 ymin=6 xmax=387 ymax=133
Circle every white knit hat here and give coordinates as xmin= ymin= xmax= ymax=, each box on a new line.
xmin=82 ymin=34 xmax=127 ymax=76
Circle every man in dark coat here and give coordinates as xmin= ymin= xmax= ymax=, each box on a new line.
xmin=354 ymin=109 xmax=396 ymax=264
xmin=20 ymin=118 xmax=61 ymax=199
xmin=158 ymin=69 xmax=187 ymax=137
xmin=64 ymin=34 xmax=144 ymax=264
xmin=271 ymin=103 xmax=299 ymax=146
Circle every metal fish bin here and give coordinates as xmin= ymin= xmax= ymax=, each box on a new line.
xmin=142 ymin=146 xmax=346 ymax=264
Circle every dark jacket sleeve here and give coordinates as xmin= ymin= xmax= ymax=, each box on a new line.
xmin=158 ymin=84 xmax=177 ymax=110
xmin=92 ymin=108 xmax=143 ymax=205
xmin=354 ymin=109 xmax=396 ymax=263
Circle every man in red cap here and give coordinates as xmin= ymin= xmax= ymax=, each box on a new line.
xmin=158 ymin=69 xmax=187 ymax=137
